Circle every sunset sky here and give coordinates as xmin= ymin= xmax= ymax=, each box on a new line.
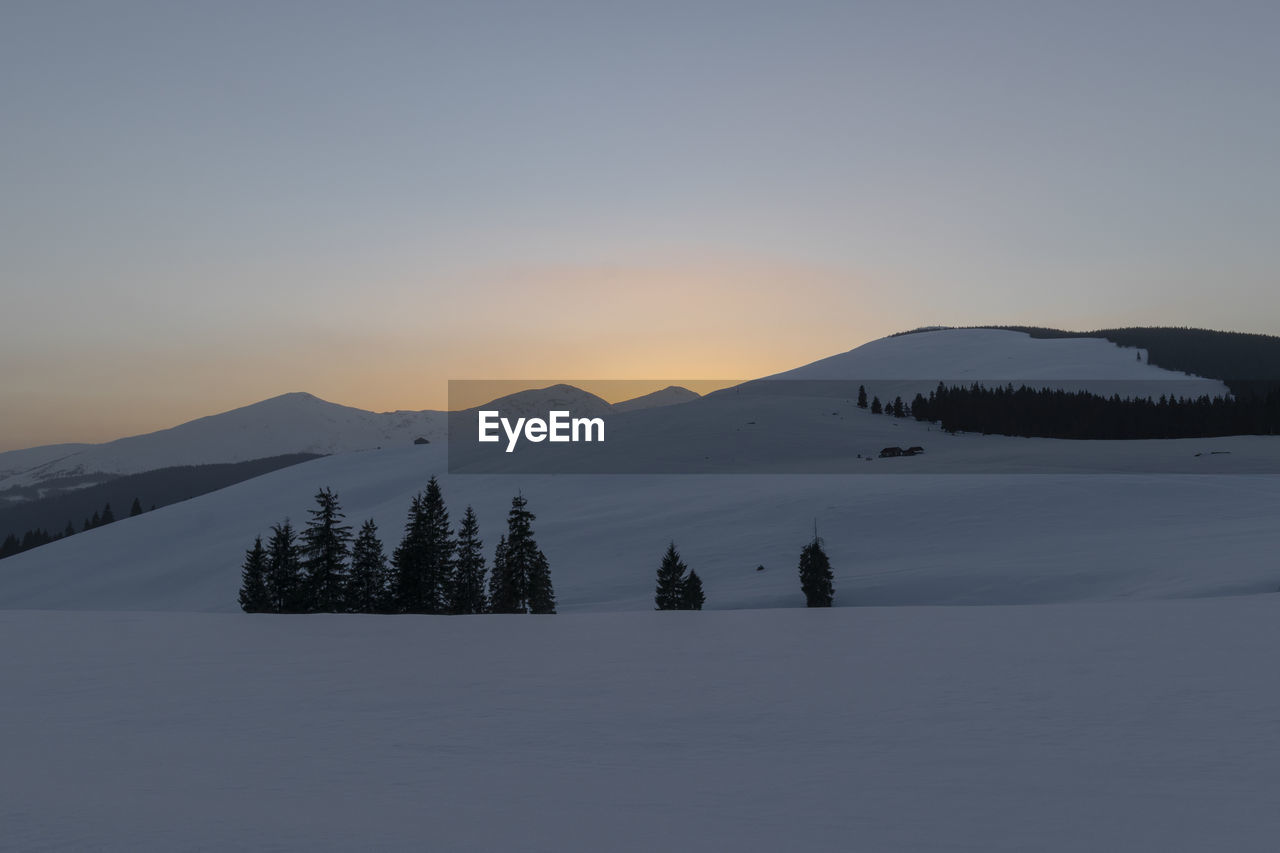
xmin=3 ymin=1 xmax=1278 ymax=451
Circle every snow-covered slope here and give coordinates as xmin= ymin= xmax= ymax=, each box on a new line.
xmin=3 ymin=442 xmax=1278 ymax=612
xmin=770 ymin=327 xmax=1228 ymax=400
xmin=0 ymin=393 xmax=445 ymax=490
xmin=5 ymin=599 xmax=1278 ymax=851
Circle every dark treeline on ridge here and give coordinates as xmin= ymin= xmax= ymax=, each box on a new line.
xmin=910 ymin=382 xmax=1280 ymax=439
xmin=238 ymin=477 xmax=556 ymax=615
xmin=894 ymin=325 xmax=1280 ymax=396
xmin=0 ymin=453 xmax=321 ymax=562
xmin=0 ymin=499 xmax=143 ymax=560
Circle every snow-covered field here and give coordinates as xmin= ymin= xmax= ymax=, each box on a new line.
xmin=2 ymin=441 xmax=1279 ymax=612
xmin=4 ymin=327 xmax=1279 ymax=849
xmin=4 ymin=600 xmax=1279 ymax=851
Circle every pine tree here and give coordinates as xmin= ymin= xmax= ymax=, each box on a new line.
xmin=130 ymin=498 xmax=143 ymax=517
xmin=655 ymin=542 xmax=688 ymax=610
xmin=892 ymin=396 xmax=905 ymax=418
xmin=798 ymin=531 xmax=835 ymax=607
xmin=63 ymin=520 xmax=75 ymax=538
xmin=527 ymin=549 xmax=556 ymax=615
xmin=680 ymin=569 xmax=706 ymax=610
xmin=870 ymin=396 xmax=883 ymax=415
xmin=487 ymin=534 xmax=516 ymax=613
xmin=266 ymin=519 xmax=302 ymax=614
xmin=392 ymin=477 xmax=454 ymax=614
xmin=89 ymin=511 xmax=100 ymax=529
xmin=450 ymin=506 xmax=488 ymax=614
xmin=857 ymin=385 xmax=868 ymax=408
xmin=346 ymin=519 xmax=388 ymax=614
xmin=489 ymin=494 xmax=555 ymax=614
xmin=299 ymin=487 xmax=353 ymax=613
xmin=238 ymin=536 xmax=270 ymax=613
xmin=100 ymin=503 xmax=115 ymax=525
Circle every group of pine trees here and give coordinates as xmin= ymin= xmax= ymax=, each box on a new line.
xmin=237 ymin=477 xmax=555 ymax=615
xmin=0 ymin=498 xmax=146 ymax=560
xmin=857 ymin=385 xmax=908 ymax=419
xmin=653 ymin=543 xmax=705 ymax=610
xmin=653 ymin=533 xmax=836 ymax=610
xmin=857 ymin=379 xmax=1280 ymax=439
xmin=908 ymin=382 xmax=1280 ymax=439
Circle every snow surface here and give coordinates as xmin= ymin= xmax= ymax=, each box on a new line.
xmin=4 ymin=601 xmax=1280 ymax=851
xmin=3 ymin=441 xmax=1279 ymax=612
xmin=4 ymin=328 xmax=1280 ymax=850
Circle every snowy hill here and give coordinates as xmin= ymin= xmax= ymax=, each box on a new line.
xmin=2 ymin=327 xmax=1277 ymax=613
xmin=0 ymin=392 xmax=446 ymax=493
xmin=769 ymin=327 xmax=1229 ymax=401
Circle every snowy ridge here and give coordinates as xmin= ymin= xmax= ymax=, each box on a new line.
xmin=612 ymin=385 xmax=701 ymax=411
xmin=0 ymin=392 xmax=445 ymax=490
xmin=770 ymin=327 xmax=1228 ymax=400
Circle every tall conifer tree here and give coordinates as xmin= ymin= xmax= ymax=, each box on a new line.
xmin=489 ymin=494 xmax=555 ymax=614
xmin=238 ymin=536 xmax=270 ymax=613
xmin=266 ymin=519 xmax=302 ymax=613
xmin=798 ymin=530 xmax=835 ymax=608
xmin=654 ymin=542 xmax=688 ymax=610
xmin=450 ymin=507 xmax=488 ymax=614
xmin=347 ymin=519 xmax=389 ymax=614
xmin=300 ymin=487 xmax=352 ymax=613
xmin=392 ymin=477 xmax=454 ymax=614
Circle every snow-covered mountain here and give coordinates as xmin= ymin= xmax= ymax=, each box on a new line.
xmin=612 ymin=385 xmax=701 ymax=411
xmin=2 ymin=327 xmax=1278 ymax=613
xmin=2 ymin=327 xmax=1276 ymax=614
xmin=769 ymin=327 xmax=1228 ymax=400
xmin=0 ymin=392 xmax=446 ymax=492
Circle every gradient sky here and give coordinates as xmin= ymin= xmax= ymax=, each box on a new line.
xmin=3 ymin=0 xmax=1278 ymax=451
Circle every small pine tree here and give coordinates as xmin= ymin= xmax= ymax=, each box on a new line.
xmin=346 ymin=519 xmax=388 ymax=614
xmin=89 ymin=511 xmax=100 ymax=529
xmin=857 ymin=385 xmax=868 ymax=408
xmin=655 ymin=542 xmax=688 ymax=610
xmin=63 ymin=520 xmax=75 ymax=538
xmin=680 ymin=569 xmax=706 ymax=610
xmin=238 ymin=536 xmax=270 ymax=613
xmin=299 ymin=487 xmax=353 ymax=613
xmin=892 ymin=396 xmax=905 ymax=418
xmin=130 ymin=498 xmax=143 ymax=517
xmin=798 ymin=531 xmax=835 ymax=607
xmin=100 ymin=503 xmax=115 ymax=525
xmin=870 ymin=396 xmax=883 ymax=415
xmin=266 ymin=519 xmax=303 ymax=614
xmin=450 ymin=507 xmax=488 ymax=614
